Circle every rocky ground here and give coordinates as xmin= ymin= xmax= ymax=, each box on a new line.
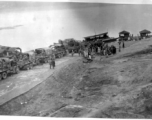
xmin=1 ymin=39 xmax=152 ymax=118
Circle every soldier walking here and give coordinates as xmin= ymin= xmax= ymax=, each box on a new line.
xmin=49 ymin=54 xmax=55 ymax=69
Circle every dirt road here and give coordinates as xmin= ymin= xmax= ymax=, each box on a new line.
xmin=0 ymin=56 xmax=74 ymax=106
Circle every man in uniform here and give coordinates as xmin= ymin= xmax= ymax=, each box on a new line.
xmin=78 ymin=48 xmax=82 ymax=56
xmin=118 ymin=39 xmax=121 ymax=52
xmin=103 ymin=43 xmax=108 ymax=57
xmin=49 ymin=54 xmax=55 ymax=69
xmin=122 ymin=40 xmax=125 ymax=48
xmin=71 ymin=50 xmax=74 ymax=57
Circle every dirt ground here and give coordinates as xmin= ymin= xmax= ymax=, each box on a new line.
xmin=1 ymin=39 xmax=152 ymax=118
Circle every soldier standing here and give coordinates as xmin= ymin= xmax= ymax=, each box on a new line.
xmin=103 ymin=43 xmax=108 ymax=56
xmin=118 ymin=40 xmax=121 ymax=52
xmin=122 ymin=40 xmax=125 ymax=48
xmin=78 ymin=48 xmax=81 ymax=56
xmin=83 ymin=49 xmax=88 ymax=58
xmin=66 ymin=50 xmax=69 ymax=55
xmin=49 ymin=54 xmax=55 ymax=69
xmin=71 ymin=50 xmax=74 ymax=57
xmin=105 ymin=43 xmax=109 ymax=57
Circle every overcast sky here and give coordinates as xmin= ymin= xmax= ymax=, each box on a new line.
xmin=0 ymin=1 xmax=152 ymax=51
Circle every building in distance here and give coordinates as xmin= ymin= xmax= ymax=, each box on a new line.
xmin=119 ymin=30 xmax=130 ymax=41
xmin=139 ymin=29 xmax=151 ymax=39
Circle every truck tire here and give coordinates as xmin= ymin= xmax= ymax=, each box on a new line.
xmin=2 ymin=72 xmax=7 ymax=79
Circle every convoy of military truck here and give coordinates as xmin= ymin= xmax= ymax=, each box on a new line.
xmin=0 ymin=43 xmax=68 ymax=80
xmin=0 ymin=38 xmax=83 ymax=80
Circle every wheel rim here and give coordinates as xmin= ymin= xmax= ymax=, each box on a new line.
xmin=2 ymin=72 xmax=7 ymax=79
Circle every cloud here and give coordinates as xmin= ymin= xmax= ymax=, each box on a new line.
xmin=0 ymin=25 xmax=23 ymax=30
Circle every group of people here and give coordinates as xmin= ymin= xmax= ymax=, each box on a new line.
xmin=50 ymin=40 xmax=125 ymax=67
xmin=85 ymin=43 xmax=117 ymax=59
xmin=69 ymin=42 xmax=118 ymax=62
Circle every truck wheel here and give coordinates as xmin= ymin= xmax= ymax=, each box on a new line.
xmin=0 ymin=74 xmax=2 ymax=81
xmin=2 ymin=72 xmax=7 ymax=79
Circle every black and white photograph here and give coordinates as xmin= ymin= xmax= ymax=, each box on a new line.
xmin=0 ymin=0 xmax=152 ymax=119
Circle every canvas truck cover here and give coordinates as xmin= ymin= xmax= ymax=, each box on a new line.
xmin=0 ymin=46 xmax=22 ymax=57
xmin=0 ymin=46 xmax=9 ymax=56
xmin=7 ymin=47 xmax=22 ymax=53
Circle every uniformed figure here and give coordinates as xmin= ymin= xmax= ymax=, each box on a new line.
xmin=78 ymin=48 xmax=81 ymax=56
xmin=122 ymin=40 xmax=125 ymax=48
xmin=105 ymin=43 xmax=109 ymax=57
xmin=118 ymin=40 xmax=121 ymax=52
xmin=83 ymin=49 xmax=88 ymax=58
xmin=49 ymin=54 xmax=55 ymax=69
xmin=103 ymin=43 xmax=108 ymax=57
xmin=98 ymin=47 xmax=101 ymax=54
xmin=88 ymin=52 xmax=92 ymax=62
xmin=71 ymin=50 xmax=74 ymax=57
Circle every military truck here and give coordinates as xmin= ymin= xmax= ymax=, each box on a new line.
xmin=7 ymin=47 xmax=35 ymax=70
xmin=0 ymin=57 xmax=19 ymax=80
xmin=0 ymin=46 xmax=21 ymax=59
xmin=34 ymin=48 xmax=50 ymax=65
xmin=0 ymin=46 xmax=34 ymax=70
xmin=43 ymin=47 xmax=54 ymax=59
xmin=50 ymin=43 xmax=66 ymax=58
xmin=23 ymin=48 xmax=53 ymax=66
xmin=17 ymin=53 xmax=34 ymax=70
xmin=24 ymin=50 xmax=37 ymax=66
xmin=63 ymin=39 xmax=81 ymax=54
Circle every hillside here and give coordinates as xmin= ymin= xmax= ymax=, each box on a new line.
xmin=1 ymin=38 xmax=152 ymax=118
